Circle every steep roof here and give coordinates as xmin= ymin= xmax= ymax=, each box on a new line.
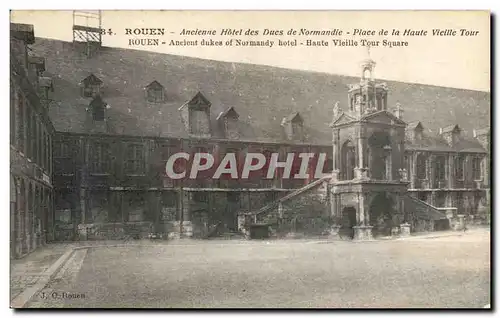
xmin=31 ymin=38 xmax=490 ymax=148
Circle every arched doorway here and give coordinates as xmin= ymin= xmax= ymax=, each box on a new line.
xmin=368 ymin=132 xmax=392 ymax=180
xmin=369 ymin=192 xmax=394 ymax=237
xmin=339 ymin=206 xmax=357 ymax=239
xmin=340 ymin=140 xmax=356 ymax=180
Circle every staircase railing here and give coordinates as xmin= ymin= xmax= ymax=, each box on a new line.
xmin=404 ymin=194 xmax=447 ymax=220
xmin=240 ymin=174 xmax=331 ymax=223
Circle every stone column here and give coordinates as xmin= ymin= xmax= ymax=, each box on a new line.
xmin=455 ymin=214 xmax=465 ymax=231
xmin=428 ymin=154 xmax=435 ymax=189
xmin=400 ymin=223 xmax=411 ymax=237
xmin=448 ymin=154 xmax=456 ymax=189
xmin=331 ymin=130 xmax=340 ymax=182
xmin=354 ymin=127 xmax=368 ymax=179
xmin=411 ymin=152 xmax=417 ymax=189
xmin=181 ymin=190 xmax=193 ymax=238
xmin=353 ymin=193 xmax=373 ymax=240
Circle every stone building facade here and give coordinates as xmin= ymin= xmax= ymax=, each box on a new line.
xmin=24 ymin=34 xmax=490 ymax=242
xmin=10 ymin=23 xmax=55 ymax=258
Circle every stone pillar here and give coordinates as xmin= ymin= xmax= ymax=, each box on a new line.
xmin=400 ymin=223 xmax=411 ymax=237
xmin=455 ymin=214 xmax=466 ymax=231
xmin=328 ymin=224 xmax=341 ymax=240
xmin=353 ymin=225 xmax=373 ymax=241
xmin=411 ymin=152 xmax=417 ymax=189
xmin=78 ymin=188 xmax=87 ymax=240
xmin=180 ymin=190 xmax=192 ymax=238
xmin=448 ymin=154 xmax=456 ymax=189
xmin=428 ymin=154 xmax=435 ymax=189
xmin=354 ymin=131 xmax=369 ymax=179
xmin=357 ymin=193 xmax=365 ymax=225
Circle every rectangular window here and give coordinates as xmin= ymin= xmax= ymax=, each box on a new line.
xmin=193 ymin=192 xmax=209 ymax=203
xmin=161 ymin=191 xmax=177 ymax=222
xmin=90 ymin=141 xmax=111 ymax=174
xmin=455 ymin=155 xmax=465 ymax=180
xmin=126 ymin=192 xmax=146 ymax=222
xmin=17 ymin=92 xmax=25 ymax=152
xmin=83 ymin=84 xmax=100 ymax=98
xmin=292 ymin=122 xmax=304 ymax=140
xmin=147 ymin=88 xmax=164 ymax=103
xmin=54 ymin=140 xmax=74 ymax=175
xmin=472 ymin=157 xmax=482 ymax=180
xmin=227 ymin=192 xmax=240 ymax=203
xmin=93 ymin=106 xmax=105 ymax=121
xmin=435 ymin=156 xmax=446 ymax=181
xmin=125 ymin=143 xmax=145 ymax=175
xmin=416 ymin=154 xmax=427 ymax=179
xmin=189 ymin=109 xmax=210 ymax=135
xmin=161 ymin=191 xmax=177 ymax=208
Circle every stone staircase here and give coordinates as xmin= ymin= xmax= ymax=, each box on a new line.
xmin=403 ymin=195 xmax=449 ymax=232
xmin=238 ymin=175 xmax=332 ymax=238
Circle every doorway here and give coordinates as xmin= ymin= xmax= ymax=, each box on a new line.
xmin=340 ymin=206 xmax=357 ymax=239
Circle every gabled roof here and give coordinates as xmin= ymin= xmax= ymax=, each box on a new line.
xmin=39 ymin=77 xmax=54 ymax=90
xmin=216 ymin=106 xmax=239 ymax=120
xmin=81 ymin=73 xmax=103 ymax=86
xmin=31 ymin=38 xmax=490 ymax=145
xmin=407 ymin=121 xmax=423 ymax=130
xmin=441 ymin=124 xmax=461 ymax=134
xmin=178 ymin=91 xmax=212 ymax=111
xmin=361 ymin=110 xmax=406 ymax=126
xmin=283 ymin=112 xmax=303 ymax=124
xmin=28 ymin=56 xmax=45 ymax=71
xmin=474 ymin=127 xmax=490 ymax=137
xmin=145 ymin=80 xmax=164 ymax=90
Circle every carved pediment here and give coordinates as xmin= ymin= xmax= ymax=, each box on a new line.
xmin=330 ymin=113 xmax=357 ymax=127
xmin=362 ymin=110 xmax=406 ymax=126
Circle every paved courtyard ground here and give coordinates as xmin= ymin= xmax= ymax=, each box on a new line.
xmin=25 ymin=229 xmax=490 ymax=308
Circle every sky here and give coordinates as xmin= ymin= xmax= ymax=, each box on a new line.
xmin=10 ymin=10 xmax=490 ymax=92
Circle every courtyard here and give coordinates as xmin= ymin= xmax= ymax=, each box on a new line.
xmin=25 ymin=229 xmax=490 ymax=309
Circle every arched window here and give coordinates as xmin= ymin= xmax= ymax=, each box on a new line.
xmin=341 ymin=141 xmax=356 ymax=180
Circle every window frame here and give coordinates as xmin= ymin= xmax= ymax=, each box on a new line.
xmin=90 ymin=141 xmax=111 ymax=175
xmin=472 ymin=156 xmax=482 ymax=181
xmin=146 ymin=87 xmax=164 ymax=103
xmin=124 ymin=143 xmax=146 ymax=176
xmin=455 ymin=155 xmax=465 ymax=181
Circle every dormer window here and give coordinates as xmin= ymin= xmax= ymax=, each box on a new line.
xmin=145 ymin=80 xmax=165 ymax=103
xmin=89 ymin=95 xmax=106 ymax=121
xmin=28 ymin=56 xmax=45 ymax=76
xmin=440 ymin=124 xmax=461 ymax=146
xmin=38 ymin=76 xmax=54 ymax=100
xmin=217 ymin=107 xmax=240 ymax=139
xmin=81 ymin=74 xmax=103 ymax=98
xmin=179 ymin=92 xmax=212 ymax=137
xmin=281 ymin=112 xmax=304 ymax=141
xmin=406 ymin=122 xmax=424 ymax=142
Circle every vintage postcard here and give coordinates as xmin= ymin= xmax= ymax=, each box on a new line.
xmin=9 ymin=10 xmax=490 ymax=309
